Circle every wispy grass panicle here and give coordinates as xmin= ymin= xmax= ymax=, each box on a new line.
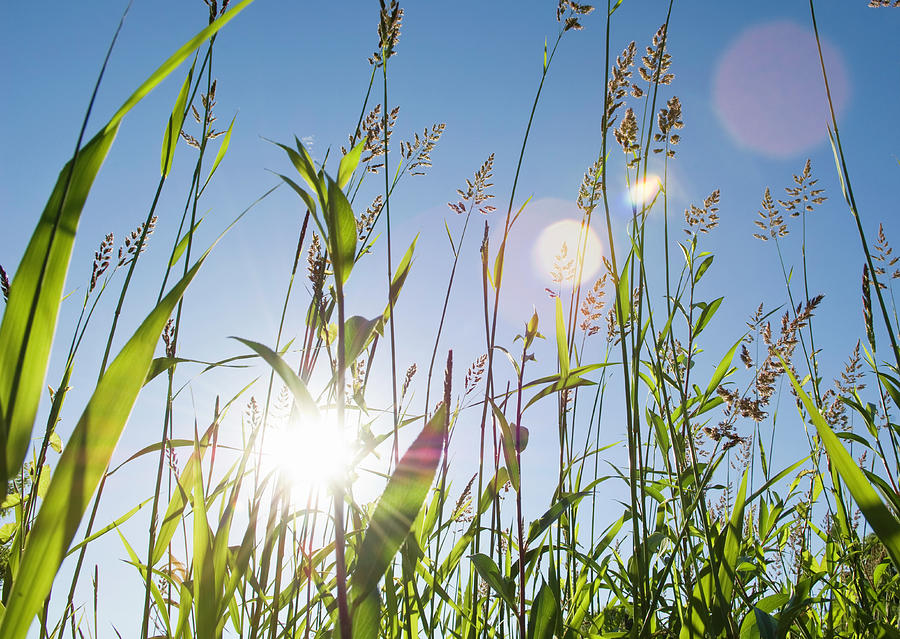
xmin=448 ymin=153 xmax=496 ymax=215
xmin=614 ymin=107 xmax=640 ymax=163
xmin=0 ymin=264 xmax=9 ymax=302
xmin=639 ymin=24 xmax=674 ymax=85
xmin=369 ymin=0 xmax=403 ymax=67
xmin=779 ymin=159 xmax=826 ymax=218
xmin=577 ymin=158 xmax=604 ymax=213
xmin=357 ymin=195 xmax=382 ymax=241
xmin=873 ymin=223 xmax=900 ymax=287
xmin=653 ymin=95 xmax=683 ymax=156
xmin=400 ymin=123 xmax=446 ymax=176
xmin=89 ymin=234 xmax=114 ymax=294
xmin=400 ymin=362 xmax=417 ymax=400
xmin=684 ymin=189 xmax=720 ymax=235
xmin=753 ymin=187 xmax=787 ymax=241
xmin=463 ymin=354 xmax=487 ymax=397
xmin=579 ymin=275 xmax=608 ymax=336
xmin=117 ymin=216 xmax=157 ymax=267
xmin=556 ymin=0 xmax=594 ymax=31
xmin=358 ymin=103 xmax=400 ymax=172
xmin=604 ymin=42 xmax=637 ymax=130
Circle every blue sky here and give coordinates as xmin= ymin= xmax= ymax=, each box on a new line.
xmin=2 ymin=0 xmax=900 ymax=635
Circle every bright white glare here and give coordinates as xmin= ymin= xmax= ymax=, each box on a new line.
xmin=533 ymin=219 xmax=603 ymax=286
xmin=261 ymin=416 xmax=354 ymax=498
xmin=627 ymin=175 xmax=661 ymax=208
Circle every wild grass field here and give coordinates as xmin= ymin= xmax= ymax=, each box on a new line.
xmin=1 ymin=1 xmax=899 ymax=638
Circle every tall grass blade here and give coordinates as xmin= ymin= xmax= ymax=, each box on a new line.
xmin=0 ymin=253 xmax=209 ymax=639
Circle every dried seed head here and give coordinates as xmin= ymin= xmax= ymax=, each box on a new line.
xmin=401 ymin=363 xmax=417 ymax=400
xmin=550 ymin=242 xmax=576 ymax=284
xmin=873 ymin=223 xmax=900 ymax=287
xmin=557 ymin=0 xmax=593 ymax=30
xmin=863 ymin=264 xmax=875 ymax=351
xmin=448 ymin=153 xmax=496 ymax=215
xmin=0 ymin=264 xmax=9 ymax=302
xmin=868 ymin=0 xmax=900 ymax=6
xmin=401 ymin=122 xmax=446 ymax=176
xmin=370 ymin=0 xmax=404 ymax=66
xmin=162 ymin=318 xmax=176 ymax=359
xmin=653 ymin=95 xmax=684 ymax=157
xmin=90 ymin=233 xmax=114 ymax=294
xmin=579 ymin=275 xmax=608 ymax=336
xmin=577 ymin=158 xmax=604 ymax=213
xmin=639 ymin=24 xmax=674 ymax=86
xmin=358 ymin=195 xmax=383 ymax=241
xmin=180 ymin=130 xmax=201 ymax=149
xmin=604 ymin=42 xmax=636 ymax=131
xmin=118 ymin=217 xmax=157 ymax=267
xmin=464 ymin=354 xmax=488 ymax=396
xmin=307 ymin=233 xmax=327 ymax=299
xmin=779 ymin=159 xmax=826 ymax=218
xmin=614 ymin=107 xmax=640 ymax=159
xmin=684 ymin=189 xmax=720 ymax=235
xmin=358 ymin=104 xmax=400 ymax=172
xmin=753 ymin=187 xmax=787 ymax=241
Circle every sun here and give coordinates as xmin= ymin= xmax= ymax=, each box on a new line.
xmin=259 ymin=415 xmax=355 ymax=499
xmin=533 ymin=219 xmax=603 ymax=286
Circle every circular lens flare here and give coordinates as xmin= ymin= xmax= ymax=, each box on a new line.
xmin=626 ymin=175 xmax=661 ymax=208
xmin=533 ymin=219 xmax=603 ymax=287
xmin=713 ymin=20 xmax=849 ymax=157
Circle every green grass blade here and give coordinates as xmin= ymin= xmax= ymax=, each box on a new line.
xmin=351 ymin=404 xmax=447 ymax=598
xmin=161 ymin=61 xmax=194 ymax=177
xmin=0 ymin=0 xmax=254 ymax=494
xmin=0 ymin=253 xmax=208 ymax=639
xmin=470 ymin=553 xmax=516 ymax=610
xmin=527 ymin=580 xmax=559 ymax=639
xmin=325 ymin=176 xmax=358 ymax=286
xmin=0 ymin=129 xmax=117 ymax=489
xmin=338 ymin=139 xmax=366 ymax=190
xmin=783 ymin=361 xmax=900 ymax=569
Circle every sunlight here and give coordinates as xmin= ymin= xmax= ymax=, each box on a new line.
xmin=533 ymin=219 xmax=603 ymax=286
xmin=261 ymin=415 xmax=354 ymax=499
xmin=626 ymin=175 xmax=661 ymax=208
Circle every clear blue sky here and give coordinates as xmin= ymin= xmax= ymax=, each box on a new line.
xmin=2 ymin=1 xmax=899 ymax=635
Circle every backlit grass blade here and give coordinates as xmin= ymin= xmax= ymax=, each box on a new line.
xmin=783 ymin=361 xmax=900 ymax=569
xmin=527 ymin=580 xmax=559 ymax=639
xmin=233 ymin=338 xmax=320 ymax=420
xmin=470 ymin=553 xmax=516 ymax=610
xmin=0 ymin=0 xmax=255 ymax=495
xmin=0 ymin=130 xmax=117 ymax=491
xmin=0 ymin=253 xmax=208 ymax=639
xmin=351 ymin=404 xmax=447 ymax=598
xmin=161 ymin=60 xmax=194 ymax=177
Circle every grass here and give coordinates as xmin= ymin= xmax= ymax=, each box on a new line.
xmin=1 ymin=0 xmax=900 ymax=638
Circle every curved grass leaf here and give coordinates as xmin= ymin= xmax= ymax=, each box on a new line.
xmin=783 ymin=361 xmax=900 ymax=569
xmin=338 ymin=139 xmax=366 ymax=190
xmin=527 ymin=580 xmax=558 ymax=639
xmin=351 ymin=404 xmax=447 ymax=598
xmin=325 ymin=176 xmax=358 ymax=286
xmin=470 ymin=553 xmax=516 ymax=610
xmin=0 ymin=253 xmax=208 ymax=639
xmin=0 ymin=0 xmax=255 ymax=496
xmin=161 ymin=60 xmax=194 ymax=177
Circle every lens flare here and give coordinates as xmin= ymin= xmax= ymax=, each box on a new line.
xmin=626 ymin=175 xmax=661 ymax=208
xmin=713 ymin=20 xmax=848 ymax=157
xmin=533 ymin=219 xmax=603 ymax=287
